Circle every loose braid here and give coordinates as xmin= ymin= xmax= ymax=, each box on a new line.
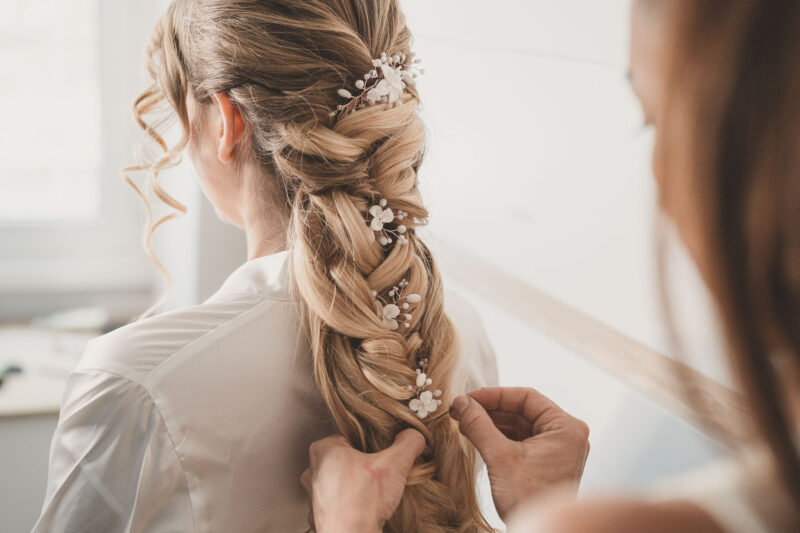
xmin=282 ymin=109 xmax=483 ymax=531
xmin=132 ymin=1 xmax=491 ymax=530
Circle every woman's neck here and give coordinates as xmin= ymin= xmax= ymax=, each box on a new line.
xmin=244 ymin=220 xmax=286 ymax=259
xmin=241 ymin=171 xmax=289 ymax=260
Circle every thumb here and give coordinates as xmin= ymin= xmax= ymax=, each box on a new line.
xmin=450 ymin=395 xmax=508 ymax=461
xmin=380 ymin=428 xmax=426 ymax=473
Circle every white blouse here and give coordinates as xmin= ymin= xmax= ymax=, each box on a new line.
xmin=33 ymin=250 xmax=498 ymax=533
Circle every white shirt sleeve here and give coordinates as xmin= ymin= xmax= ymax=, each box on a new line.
xmin=445 ymin=289 xmax=500 ymax=392
xmin=32 ymin=369 xmax=194 ymax=533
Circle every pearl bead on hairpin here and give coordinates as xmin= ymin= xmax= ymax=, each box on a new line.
xmin=371 ymin=278 xmax=420 ymax=331
xmin=366 ymin=198 xmax=412 ymax=246
xmin=369 ymin=280 xmax=439 ymax=418
xmin=331 ymin=51 xmax=424 ymax=119
xmin=407 ymin=358 xmax=442 ymax=419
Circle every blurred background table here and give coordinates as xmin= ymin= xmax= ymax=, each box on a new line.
xmin=0 ymin=327 xmax=94 ymax=533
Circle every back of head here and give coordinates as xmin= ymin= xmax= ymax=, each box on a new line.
xmin=134 ymin=0 xmax=491 ymax=530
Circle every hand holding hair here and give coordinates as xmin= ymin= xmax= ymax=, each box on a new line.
xmin=450 ymin=387 xmax=591 ymax=520
xmin=301 ymin=429 xmax=426 ymax=533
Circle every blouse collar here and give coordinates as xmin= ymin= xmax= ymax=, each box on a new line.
xmin=204 ymin=249 xmax=292 ymax=303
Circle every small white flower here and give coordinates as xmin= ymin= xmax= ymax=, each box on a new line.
xmin=409 ymin=390 xmax=440 ymax=419
xmin=369 ymin=204 xmax=394 ymax=231
xmin=368 ymin=64 xmax=405 ymax=104
xmin=334 ymin=53 xmax=423 ymax=119
xmin=365 ymin=87 xmax=383 ymax=104
xmin=375 ymin=301 xmax=400 ymax=330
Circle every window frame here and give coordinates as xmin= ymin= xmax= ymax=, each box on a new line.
xmin=0 ymin=1 xmax=169 ymax=319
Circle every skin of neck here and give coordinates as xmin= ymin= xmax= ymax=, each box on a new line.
xmin=237 ymin=161 xmax=289 ymax=261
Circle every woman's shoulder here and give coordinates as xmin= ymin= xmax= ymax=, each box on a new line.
xmin=507 ymin=497 xmax=727 ymax=533
xmin=75 ymin=292 xmax=292 ymax=386
xmin=649 ymin=450 xmax=798 ymax=533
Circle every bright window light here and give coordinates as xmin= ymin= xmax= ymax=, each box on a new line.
xmin=0 ymin=0 xmax=101 ymax=223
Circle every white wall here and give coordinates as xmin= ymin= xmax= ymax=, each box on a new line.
xmin=400 ymin=1 xmax=727 ymax=526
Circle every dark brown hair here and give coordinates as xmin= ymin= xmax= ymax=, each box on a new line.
xmin=657 ymin=0 xmax=800 ymax=515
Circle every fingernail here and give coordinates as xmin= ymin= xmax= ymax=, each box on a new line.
xmin=449 ymin=396 xmax=469 ymax=420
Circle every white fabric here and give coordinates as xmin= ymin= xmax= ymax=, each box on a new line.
xmin=507 ymin=452 xmax=795 ymax=533
xmin=650 ymin=450 xmax=797 ymax=533
xmin=653 ymin=460 xmax=771 ymax=533
xmin=33 ymin=250 xmax=498 ymax=533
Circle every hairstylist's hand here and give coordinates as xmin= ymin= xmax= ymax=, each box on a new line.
xmin=450 ymin=387 xmax=590 ymax=521
xmin=300 ymin=429 xmax=425 ymax=533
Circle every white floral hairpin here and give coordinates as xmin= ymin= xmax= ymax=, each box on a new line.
xmin=331 ymin=52 xmax=424 ymax=119
xmin=367 ymin=198 xmax=411 ymax=246
xmin=371 ymin=278 xmax=421 ymax=330
xmin=407 ymin=358 xmax=442 ymax=419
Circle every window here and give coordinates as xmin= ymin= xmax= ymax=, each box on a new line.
xmin=0 ymin=1 xmax=172 ymax=319
xmin=0 ymin=0 xmax=101 ymax=222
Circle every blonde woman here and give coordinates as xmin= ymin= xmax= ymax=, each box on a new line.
xmin=32 ymin=1 xmax=498 ymax=531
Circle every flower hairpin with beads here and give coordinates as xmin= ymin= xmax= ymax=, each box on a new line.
xmin=407 ymin=358 xmax=442 ymax=419
xmin=367 ymin=198 xmax=411 ymax=246
xmin=331 ymin=52 xmax=424 ymax=119
xmin=372 ymin=278 xmax=421 ymax=331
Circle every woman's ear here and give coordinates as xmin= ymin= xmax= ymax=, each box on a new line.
xmin=211 ymin=91 xmax=245 ymax=163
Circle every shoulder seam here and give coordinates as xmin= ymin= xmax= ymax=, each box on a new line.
xmin=84 ymin=295 xmax=288 ymax=381
xmin=144 ymin=296 xmax=286 ymax=378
